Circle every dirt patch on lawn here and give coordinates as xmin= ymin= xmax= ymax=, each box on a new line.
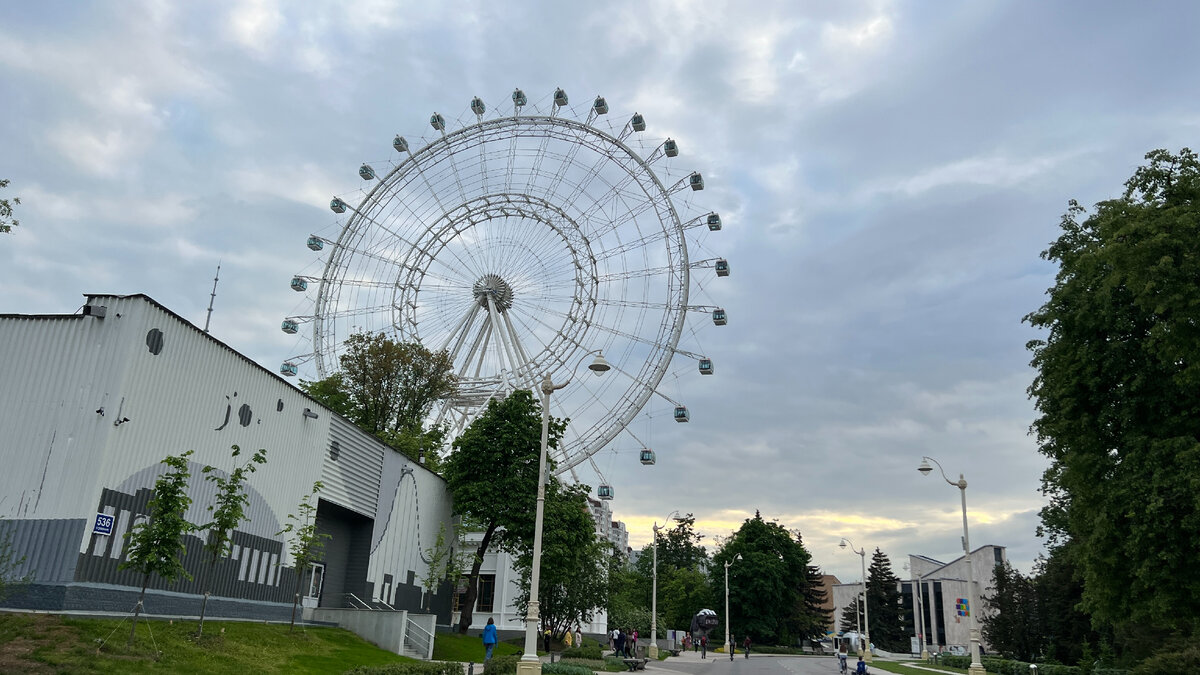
xmin=0 ymin=613 xmax=77 ymax=673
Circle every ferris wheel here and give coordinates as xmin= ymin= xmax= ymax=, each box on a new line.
xmin=283 ymin=88 xmax=729 ymax=482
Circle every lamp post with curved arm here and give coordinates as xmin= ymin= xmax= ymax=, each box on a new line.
xmin=723 ymin=553 xmax=742 ymax=658
xmin=649 ymin=510 xmax=680 ymax=658
xmin=840 ymin=538 xmax=871 ymax=663
xmin=516 ymin=351 xmax=611 ymax=675
xmin=918 ymin=456 xmax=984 ymax=675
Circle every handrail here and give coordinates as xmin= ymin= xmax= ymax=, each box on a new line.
xmin=343 ymin=593 xmax=374 ymax=610
xmin=405 ymin=615 xmax=434 ymax=659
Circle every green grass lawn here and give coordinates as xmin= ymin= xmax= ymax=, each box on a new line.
xmin=431 ymin=630 xmax=522 ymax=663
xmin=0 ymin=612 xmax=417 ymax=674
xmin=867 ymin=661 xmax=966 ymax=674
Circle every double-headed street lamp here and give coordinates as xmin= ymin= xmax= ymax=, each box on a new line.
xmin=723 ymin=553 xmax=742 ymax=658
xmin=918 ymin=456 xmax=984 ymax=675
xmin=839 ymin=538 xmax=871 ymax=662
xmin=649 ymin=511 xmax=681 ymax=659
xmin=516 ymin=351 xmax=611 ymax=675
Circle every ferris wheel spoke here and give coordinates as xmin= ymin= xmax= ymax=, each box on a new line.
xmin=440 ymin=300 xmax=483 ymax=355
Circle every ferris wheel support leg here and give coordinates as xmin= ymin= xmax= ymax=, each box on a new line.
xmin=443 ymin=302 xmax=482 ymax=360
xmin=472 ymin=323 xmax=494 ymax=380
xmin=501 ymin=311 xmax=535 ymax=381
xmin=486 ymin=295 xmax=524 ymax=387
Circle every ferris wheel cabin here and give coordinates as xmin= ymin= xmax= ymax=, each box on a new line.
xmin=664 ymin=138 xmax=678 ymax=157
xmin=280 ymin=362 xmax=298 ymax=377
xmin=707 ymin=213 xmax=722 ymax=231
xmin=640 ymin=449 xmax=656 ymax=465
xmin=715 ymin=259 xmax=730 ymax=276
xmin=393 ymin=135 xmax=409 ymax=153
xmin=512 ymin=88 xmax=527 ymax=107
xmin=290 ymin=277 xmax=308 ymax=292
xmin=470 ymin=96 xmax=486 ymax=116
xmin=673 ymin=405 xmax=690 ymax=423
xmin=430 ymin=113 xmax=446 ymax=131
xmin=281 ymin=319 xmax=299 ymax=335
xmin=698 ymin=358 xmax=714 ymax=375
xmin=712 ymin=308 xmax=727 ymax=326
xmin=306 ymin=236 xmax=324 ymax=252
xmin=689 ymin=173 xmax=705 ymax=191
xmin=631 ymin=113 xmax=646 ymax=132
xmin=330 ymin=197 xmax=347 ymax=213
xmin=597 ymin=484 xmax=615 ymax=500
xmin=593 ymin=96 xmax=609 ymax=114
xmin=554 ymin=88 xmax=569 ymax=106
xmin=359 ymin=164 xmax=376 ymax=180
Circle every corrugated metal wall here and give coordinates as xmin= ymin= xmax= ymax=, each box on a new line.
xmin=0 ymin=294 xmax=455 ymax=615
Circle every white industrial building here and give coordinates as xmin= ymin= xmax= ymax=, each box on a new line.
xmin=0 ymin=293 xmax=456 ymax=640
xmin=831 ymin=545 xmax=1006 ymax=655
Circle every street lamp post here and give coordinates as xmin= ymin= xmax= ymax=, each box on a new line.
xmin=723 ymin=553 xmax=742 ymax=659
xmin=840 ymin=538 xmax=871 ymax=663
xmin=649 ymin=511 xmax=680 ymax=659
xmin=516 ymin=352 xmax=610 ymax=675
xmin=905 ymin=562 xmax=931 ymax=661
xmin=918 ymin=456 xmax=984 ymax=675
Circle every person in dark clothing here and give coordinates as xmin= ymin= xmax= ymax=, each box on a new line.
xmin=743 ymin=636 xmax=751 ymax=658
xmin=614 ymin=629 xmax=626 ymax=658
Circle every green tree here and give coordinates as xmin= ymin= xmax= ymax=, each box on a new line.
xmin=197 ymin=445 xmax=267 ymax=636
xmin=1034 ymin=544 xmax=1107 ymax=666
xmin=421 ymin=522 xmax=470 ymax=611
xmin=797 ymin=556 xmax=832 ymax=643
xmin=865 ymin=548 xmax=906 ymax=652
xmin=1025 ymin=148 xmax=1200 ymax=641
xmin=300 ymin=332 xmax=456 ymax=467
xmin=710 ymin=512 xmax=816 ymax=645
xmin=0 ymin=179 xmax=19 ymax=234
xmin=119 ymin=451 xmax=196 ymax=645
xmin=278 ymin=481 xmax=331 ymax=631
xmin=442 ymin=389 xmax=566 ymax=633
xmin=840 ymin=595 xmax=864 ymax=637
xmin=981 ymin=561 xmax=1041 ymax=661
xmin=511 ymin=483 xmax=609 ymax=638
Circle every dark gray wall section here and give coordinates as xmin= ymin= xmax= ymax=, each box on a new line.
xmin=0 ymin=517 xmax=85 ymax=583
xmin=314 ymin=499 xmax=373 ymax=607
xmin=1 ymin=583 xmax=293 ymax=621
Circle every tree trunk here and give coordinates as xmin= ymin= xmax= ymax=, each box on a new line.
xmin=128 ymin=574 xmax=150 ymax=646
xmin=290 ymin=566 xmax=306 ymax=632
xmin=457 ymin=522 xmax=497 ymax=634
xmin=197 ymin=555 xmax=217 ymax=637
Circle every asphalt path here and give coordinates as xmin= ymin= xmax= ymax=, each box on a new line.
xmin=644 ymin=651 xmax=859 ymax=675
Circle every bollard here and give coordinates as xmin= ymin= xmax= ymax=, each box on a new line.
xmin=468 ymin=663 xmax=474 ymax=675
xmin=1029 ymin=665 xmax=1038 ymax=674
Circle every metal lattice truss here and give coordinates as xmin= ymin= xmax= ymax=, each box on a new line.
xmin=298 ymin=95 xmax=722 ymax=476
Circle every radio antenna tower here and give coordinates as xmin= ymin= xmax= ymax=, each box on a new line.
xmin=204 ymin=263 xmax=221 ymax=333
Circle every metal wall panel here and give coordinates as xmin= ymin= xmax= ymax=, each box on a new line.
xmin=321 ymin=417 xmax=384 ymax=517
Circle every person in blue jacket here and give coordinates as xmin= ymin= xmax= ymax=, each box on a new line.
xmin=483 ymin=617 xmax=498 ymax=661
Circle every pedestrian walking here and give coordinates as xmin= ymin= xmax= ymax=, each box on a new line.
xmin=700 ymin=635 xmax=707 ymax=659
xmin=743 ymin=635 xmax=751 ymax=658
xmin=615 ymin=629 xmax=626 ymax=658
xmin=544 ymin=626 xmax=552 ymax=653
xmin=611 ymin=627 xmax=618 ymax=651
xmin=729 ymin=635 xmax=735 ymax=661
xmin=575 ymin=626 xmax=583 ymax=650
xmin=631 ymin=629 xmax=638 ymax=657
xmin=482 ymin=617 xmax=498 ymax=662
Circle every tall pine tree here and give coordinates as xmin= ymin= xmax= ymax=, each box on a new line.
xmin=865 ymin=548 xmax=907 ymax=652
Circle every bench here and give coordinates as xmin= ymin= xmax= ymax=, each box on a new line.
xmin=622 ymin=658 xmax=650 ymax=671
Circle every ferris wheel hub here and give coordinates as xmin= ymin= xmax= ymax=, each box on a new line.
xmin=473 ymin=273 xmax=515 ymax=312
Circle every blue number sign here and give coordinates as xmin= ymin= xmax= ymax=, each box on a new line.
xmin=93 ymin=513 xmax=114 ymax=536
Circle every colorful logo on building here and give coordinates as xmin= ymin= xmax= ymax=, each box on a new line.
xmin=956 ymin=598 xmax=970 ymax=616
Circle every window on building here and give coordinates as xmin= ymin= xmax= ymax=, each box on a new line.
xmin=993 ymin=548 xmax=1004 ymax=565
xmin=452 ymin=574 xmax=496 ymax=614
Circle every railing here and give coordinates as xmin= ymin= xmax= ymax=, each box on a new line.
xmin=342 ymin=593 xmax=374 ymax=609
xmin=405 ymin=615 xmax=434 ymax=659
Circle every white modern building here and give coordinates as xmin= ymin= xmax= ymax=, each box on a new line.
xmin=831 ymin=545 xmax=1007 ymax=654
xmin=0 ymin=293 xmax=456 ymax=634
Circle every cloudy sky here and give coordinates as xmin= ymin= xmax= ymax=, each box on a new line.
xmin=3 ymin=0 xmax=1198 ymax=586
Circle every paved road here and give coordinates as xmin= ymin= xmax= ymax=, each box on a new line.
xmin=645 ymin=651 xmax=857 ymax=675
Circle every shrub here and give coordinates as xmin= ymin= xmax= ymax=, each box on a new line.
xmin=543 ymin=663 xmax=596 ymax=675
xmin=1131 ymin=644 xmax=1200 ymax=675
xmin=483 ymin=654 xmax=521 ymax=675
xmin=561 ymin=645 xmax=604 ymax=660
xmin=344 ymin=663 xmax=465 ymax=675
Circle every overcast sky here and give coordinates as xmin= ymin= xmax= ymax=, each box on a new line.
xmin=3 ymin=1 xmax=1198 ymax=586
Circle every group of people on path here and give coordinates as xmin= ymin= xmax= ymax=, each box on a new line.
xmin=836 ymin=642 xmax=869 ymax=674
xmin=481 ymin=618 xmax=584 ymax=662
xmin=608 ymin=627 xmax=639 ymax=657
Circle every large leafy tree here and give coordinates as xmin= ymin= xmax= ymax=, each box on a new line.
xmin=1034 ymin=544 xmax=1106 ymax=666
xmin=511 ymin=482 xmax=609 ymax=638
xmin=628 ymin=514 xmax=712 ymax=635
xmin=442 ymin=389 xmax=566 ymax=633
xmin=865 ymin=548 xmax=907 ymax=652
xmin=301 ymin=332 xmax=455 ymax=467
xmin=981 ymin=561 xmax=1041 ymax=661
xmin=710 ymin=512 xmax=816 ymax=645
xmin=1025 ymin=148 xmax=1200 ymax=639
